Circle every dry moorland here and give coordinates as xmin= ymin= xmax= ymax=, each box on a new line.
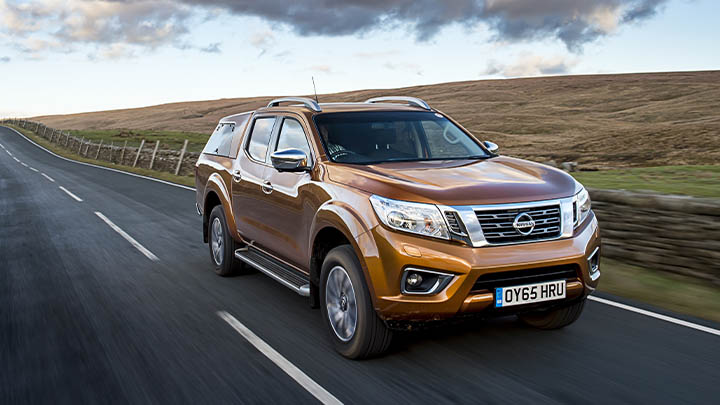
xmin=33 ymin=70 xmax=720 ymax=169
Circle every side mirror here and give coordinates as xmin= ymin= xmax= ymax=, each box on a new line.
xmin=270 ymin=148 xmax=310 ymax=172
xmin=483 ymin=141 xmax=499 ymax=153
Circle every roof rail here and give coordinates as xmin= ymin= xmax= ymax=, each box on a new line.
xmin=365 ymin=96 xmax=431 ymax=111
xmin=266 ymin=97 xmax=322 ymax=112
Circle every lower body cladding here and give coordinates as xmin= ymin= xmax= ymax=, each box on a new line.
xmin=357 ymin=214 xmax=601 ymax=322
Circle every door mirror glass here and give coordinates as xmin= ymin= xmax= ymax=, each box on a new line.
xmin=483 ymin=140 xmax=499 ymax=153
xmin=271 ymin=148 xmax=309 ymax=172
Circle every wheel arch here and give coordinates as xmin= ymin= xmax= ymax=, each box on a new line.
xmin=202 ymin=173 xmax=237 ymax=243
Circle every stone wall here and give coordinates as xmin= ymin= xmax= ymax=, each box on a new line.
xmin=589 ymin=189 xmax=720 ymax=284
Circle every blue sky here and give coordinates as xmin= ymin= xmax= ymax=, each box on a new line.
xmin=0 ymin=0 xmax=717 ymax=118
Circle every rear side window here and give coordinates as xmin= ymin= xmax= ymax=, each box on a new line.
xmin=203 ymin=123 xmax=234 ymax=156
xmin=275 ymin=118 xmax=311 ymax=158
xmin=247 ymin=117 xmax=276 ymax=162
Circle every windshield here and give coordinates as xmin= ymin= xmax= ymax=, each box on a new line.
xmin=314 ymin=111 xmax=490 ymax=164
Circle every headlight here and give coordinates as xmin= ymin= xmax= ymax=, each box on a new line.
xmin=574 ymin=186 xmax=591 ymax=227
xmin=370 ymin=195 xmax=449 ymax=240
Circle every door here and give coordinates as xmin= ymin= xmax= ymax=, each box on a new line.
xmin=231 ymin=115 xmax=277 ymax=246
xmin=262 ymin=116 xmax=315 ymax=271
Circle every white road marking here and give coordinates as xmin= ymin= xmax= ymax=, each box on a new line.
xmin=29 ymin=167 xmax=39 ymax=172
xmin=94 ymin=212 xmax=159 ymax=262
xmin=41 ymin=173 xmax=55 ymax=182
xmin=217 ymin=311 xmax=343 ymax=405
xmin=3 ymin=125 xmax=717 ymax=338
xmin=58 ymin=186 xmax=83 ymax=202
xmin=12 ymin=157 xmax=19 ymax=162
xmin=20 ymin=162 xmax=28 ymax=168
xmin=588 ymin=295 xmax=720 ymax=337
xmin=5 ymin=150 xmax=11 ymax=155
xmin=4 ymin=125 xmax=195 ymax=191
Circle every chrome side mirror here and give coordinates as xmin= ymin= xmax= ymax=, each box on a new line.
xmin=483 ymin=141 xmax=499 ymax=153
xmin=270 ymin=148 xmax=309 ymax=172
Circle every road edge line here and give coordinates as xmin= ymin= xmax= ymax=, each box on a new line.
xmin=588 ymin=295 xmax=720 ymax=337
xmin=217 ymin=310 xmax=343 ymax=405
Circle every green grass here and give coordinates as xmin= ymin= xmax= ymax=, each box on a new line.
xmin=65 ymin=128 xmax=209 ymax=153
xmin=573 ymin=165 xmax=720 ymax=198
xmin=7 ymin=125 xmax=195 ymax=187
xmin=599 ymin=258 xmax=720 ymax=323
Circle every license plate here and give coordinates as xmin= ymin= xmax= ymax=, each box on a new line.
xmin=495 ymin=280 xmax=566 ymax=308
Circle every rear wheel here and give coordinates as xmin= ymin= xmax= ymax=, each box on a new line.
xmin=320 ymin=245 xmax=392 ymax=359
xmin=519 ymin=299 xmax=586 ymax=329
xmin=208 ymin=205 xmax=246 ymax=276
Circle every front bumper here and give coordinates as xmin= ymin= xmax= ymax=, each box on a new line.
xmin=356 ymin=212 xmax=601 ymax=321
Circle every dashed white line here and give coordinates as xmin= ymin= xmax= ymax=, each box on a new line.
xmin=41 ymin=173 xmax=55 ymax=182
xmin=217 ymin=311 xmax=342 ymax=405
xmin=588 ymin=295 xmax=720 ymax=337
xmin=12 ymin=157 xmax=19 ymax=162
xmin=28 ymin=167 xmax=39 ymax=172
xmin=20 ymin=162 xmax=28 ymax=168
xmin=94 ymin=211 xmax=159 ymax=262
xmin=58 ymin=186 xmax=83 ymax=202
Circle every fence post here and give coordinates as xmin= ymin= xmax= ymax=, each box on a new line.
xmin=78 ymin=137 xmax=84 ymax=154
xmin=120 ymin=141 xmax=127 ymax=165
xmin=149 ymin=141 xmax=160 ymax=170
xmin=35 ymin=122 xmax=39 ymax=131
xmin=133 ymin=139 xmax=145 ymax=167
xmin=109 ymin=141 xmax=114 ymax=163
xmin=42 ymin=126 xmax=47 ymax=137
xmin=94 ymin=139 xmax=103 ymax=159
xmin=175 ymin=139 xmax=188 ymax=175
xmin=51 ymin=129 xmax=57 ymax=143
xmin=65 ymin=132 xmax=70 ymax=147
xmin=84 ymin=141 xmax=91 ymax=157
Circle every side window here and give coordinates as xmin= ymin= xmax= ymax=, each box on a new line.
xmin=247 ymin=117 xmax=276 ymax=162
xmin=216 ymin=124 xmax=235 ymax=156
xmin=275 ymin=118 xmax=311 ymax=158
xmin=203 ymin=123 xmax=234 ymax=156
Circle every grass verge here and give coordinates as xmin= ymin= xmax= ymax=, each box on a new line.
xmin=573 ymin=165 xmax=720 ymax=198
xmin=5 ymin=124 xmax=195 ymax=187
xmin=599 ymin=258 xmax=720 ymax=323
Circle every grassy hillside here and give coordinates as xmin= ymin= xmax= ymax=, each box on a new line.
xmin=32 ymin=70 xmax=720 ymax=169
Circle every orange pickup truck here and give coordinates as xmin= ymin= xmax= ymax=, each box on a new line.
xmin=195 ymin=96 xmax=600 ymax=358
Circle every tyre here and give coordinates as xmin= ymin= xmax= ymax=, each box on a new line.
xmin=320 ymin=245 xmax=392 ymax=359
xmin=519 ymin=299 xmax=586 ymax=329
xmin=208 ymin=205 xmax=246 ymax=276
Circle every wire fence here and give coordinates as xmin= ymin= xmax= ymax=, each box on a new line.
xmin=1 ymin=118 xmax=198 ymax=176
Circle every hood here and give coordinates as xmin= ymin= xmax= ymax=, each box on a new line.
xmin=326 ymin=156 xmax=578 ymax=206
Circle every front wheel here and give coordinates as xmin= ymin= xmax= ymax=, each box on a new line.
xmin=519 ymin=299 xmax=586 ymax=329
xmin=320 ymin=245 xmax=392 ymax=359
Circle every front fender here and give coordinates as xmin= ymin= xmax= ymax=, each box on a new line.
xmin=310 ymin=200 xmax=380 ymax=302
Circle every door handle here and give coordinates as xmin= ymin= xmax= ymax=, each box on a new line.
xmin=232 ymin=170 xmax=242 ymax=182
xmin=261 ymin=180 xmax=273 ymax=194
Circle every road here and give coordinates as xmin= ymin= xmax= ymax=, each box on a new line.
xmin=1 ymin=125 xmax=719 ymax=404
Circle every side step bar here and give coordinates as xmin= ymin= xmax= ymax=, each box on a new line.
xmin=235 ymin=247 xmax=310 ymax=297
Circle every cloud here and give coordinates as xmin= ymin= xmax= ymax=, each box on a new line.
xmin=309 ymin=65 xmax=333 ymax=74
xmin=0 ymin=0 xmax=668 ymax=58
xmin=200 ymin=42 xmax=221 ymax=53
xmin=182 ymin=0 xmax=668 ymax=51
xmin=0 ymin=56 xmax=9 ymax=63
xmin=384 ymin=61 xmax=423 ymax=76
xmin=483 ymin=54 xmax=577 ymax=77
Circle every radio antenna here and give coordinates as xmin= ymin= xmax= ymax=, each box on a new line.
xmin=312 ymin=76 xmax=319 ymax=103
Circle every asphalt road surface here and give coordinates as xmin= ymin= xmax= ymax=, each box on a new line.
xmin=1 ymin=125 xmax=719 ymax=404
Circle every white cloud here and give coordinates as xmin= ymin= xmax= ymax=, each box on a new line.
xmin=483 ymin=54 xmax=578 ymax=77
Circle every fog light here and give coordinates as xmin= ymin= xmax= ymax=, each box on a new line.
xmin=402 ymin=268 xmax=454 ymax=295
xmin=588 ymin=247 xmax=600 ymax=281
xmin=406 ymin=273 xmax=423 ymax=286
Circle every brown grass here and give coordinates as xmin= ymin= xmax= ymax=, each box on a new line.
xmin=32 ymin=70 xmax=720 ymax=169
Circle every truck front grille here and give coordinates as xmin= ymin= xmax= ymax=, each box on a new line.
xmin=472 ymin=264 xmax=579 ymax=291
xmin=475 ymin=205 xmax=561 ymax=245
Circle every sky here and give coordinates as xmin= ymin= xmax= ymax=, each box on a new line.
xmin=0 ymin=0 xmax=718 ymax=118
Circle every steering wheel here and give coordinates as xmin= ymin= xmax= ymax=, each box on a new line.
xmin=442 ymin=124 xmax=461 ymax=145
xmin=330 ymin=148 xmax=360 ymax=160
